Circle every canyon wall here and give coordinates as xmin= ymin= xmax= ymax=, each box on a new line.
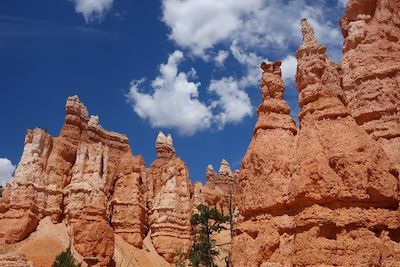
xmin=1 ymin=1 xmax=400 ymax=266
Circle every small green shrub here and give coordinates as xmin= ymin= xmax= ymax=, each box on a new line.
xmin=52 ymin=247 xmax=81 ymax=267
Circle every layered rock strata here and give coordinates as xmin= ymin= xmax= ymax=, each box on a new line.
xmin=146 ymin=132 xmax=193 ymax=262
xmin=341 ymin=0 xmax=400 ymax=171
xmin=232 ymin=19 xmax=400 ymax=267
xmin=109 ymin=151 xmax=147 ymax=248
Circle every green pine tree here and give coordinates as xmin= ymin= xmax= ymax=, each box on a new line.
xmin=189 ymin=204 xmax=229 ymax=267
xmin=52 ymin=247 xmax=81 ymax=267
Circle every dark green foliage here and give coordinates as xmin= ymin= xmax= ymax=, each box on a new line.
xmin=175 ymin=248 xmax=186 ymax=267
xmin=52 ymin=247 xmax=81 ymax=267
xmin=189 ymin=204 xmax=229 ymax=267
xmin=0 ymin=185 xmax=3 ymax=198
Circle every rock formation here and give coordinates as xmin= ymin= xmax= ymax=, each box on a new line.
xmin=202 ymin=160 xmax=237 ymax=215
xmin=341 ymin=0 xmax=400 ymax=172
xmin=2 ymin=1 xmax=400 ymax=266
xmin=0 ymin=96 xmax=147 ymax=266
xmin=232 ymin=18 xmax=400 ymax=267
xmin=234 ymin=60 xmax=297 ymax=220
xmin=0 ymin=255 xmax=34 ymax=267
xmin=146 ymin=131 xmax=193 ymax=262
xmin=109 ymin=152 xmax=147 ymax=248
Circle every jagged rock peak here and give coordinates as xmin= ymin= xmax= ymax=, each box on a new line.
xmin=155 ymin=131 xmax=175 ymax=159
xmin=300 ymin=18 xmax=317 ymax=44
xmin=65 ymin=95 xmax=89 ymax=120
xmin=207 ymin=164 xmax=214 ymax=172
xmin=297 ymin=19 xmax=327 ymax=59
xmin=255 ymin=60 xmax=297 ymax=135
xmin=219 ymin=159 xmax=233 ymax=176
xmin=260 ymin=61 xmax=284 ymax=101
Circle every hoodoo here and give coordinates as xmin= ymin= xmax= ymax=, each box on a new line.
xmin=146 ymin=131 xmax=193 ymax=262
xmin=232 ymin=17 xmax=400 ymax=267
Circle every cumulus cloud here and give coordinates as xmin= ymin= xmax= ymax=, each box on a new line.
xmin=127 ymin=51 xmax=213 ymax=135
xmin=162 ymin=0 xmax=345 ymax=67
xmin=215 ymin=50 xmax=229 ymax=67
xmin=162 ymin=0 xmax=261 ymax=57
xmin=0 ymin=158 xmax=15 ymax=185
xmin=209 ymin=77 xmax=252 ymax=128
xmin=127 ymin=51 xmax=253 ymax=135
xmin=281 ymin=55 xmax=297 ymax=82
xmin=70 ymin=0 xmax=113 ymax=22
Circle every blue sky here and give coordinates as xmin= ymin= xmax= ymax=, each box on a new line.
xmin=0 ymin=0 xmax=347 ymax=185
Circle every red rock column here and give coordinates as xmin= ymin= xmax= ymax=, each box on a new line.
xmin=232 ymin=61 xmax=297 ymax=266
xmin=289 ymin=19 xmax=400 ymax=266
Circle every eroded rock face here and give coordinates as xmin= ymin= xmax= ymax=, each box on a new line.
xmin=341 ymin=0 xmax=400 ymax=171
xmin=235 ymin=60 xmax=297 ymax=220
xmin=110 ymin=151 xmax=147 ymax=248
xmin=147 ymin=131 xmax=193 ymax=263
xmin=62 ymin=97 xmax=133 ymax=266
xmin=203 ymin=160 xmax=237 ymax=215
xmin=0 ymin=96 xmax=147 ymax=266
xmin=232 ymin=19 xmax=400 ymax=267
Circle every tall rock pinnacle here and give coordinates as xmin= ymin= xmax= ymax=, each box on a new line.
xmin=147 ymin=132 xmax=192 ymax=262
xmin=232 ymin=60 xmax=297 ymax=265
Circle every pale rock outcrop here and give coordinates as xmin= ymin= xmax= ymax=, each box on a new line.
xmin=147 ymin=131 xmax=193 ymax=262
xmin=192 ymin=182 xmax=206 ymax=211
xmin=0 ymin=128 xmax=52 ymax=243
xmin=341 ymin=0 xmax=400 ymax=172
xmin=110 ymin=151 xmax=147 ymax=248
xmin=62 ymin=97 xmax=133 ymax=266
xmin=0 ymin=96 xmax=143 ymax=266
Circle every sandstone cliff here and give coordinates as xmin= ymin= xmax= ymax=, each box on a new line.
xmin=341 ymin=0 xmax=400 ymax=172
xmin=232 ymin=17 xmax=400 ymax=267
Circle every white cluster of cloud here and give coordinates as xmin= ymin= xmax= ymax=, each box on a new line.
xmin=162 ymin=0 xmax=344 ymax=78
xmin=127 ymin=51 xmax=253 ymax=135
xmin=128 ymin=0 xmax=346 ymax=135
xmin=0 ymin=158 xmax=15 ymax=185
xmin=70 ymin=0 xmax=113 ymax=22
